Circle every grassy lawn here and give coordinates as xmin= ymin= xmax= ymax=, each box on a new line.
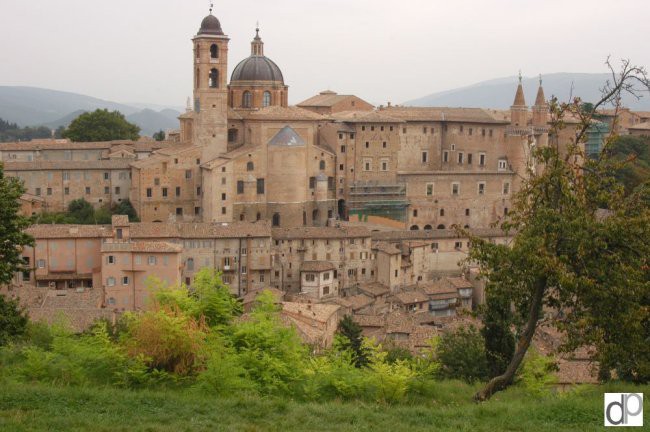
xmin=0 ymin=380 xmax=647 ymax=431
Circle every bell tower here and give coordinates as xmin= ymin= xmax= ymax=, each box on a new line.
xmin=192 ymin=6 xmax=229 ymax=160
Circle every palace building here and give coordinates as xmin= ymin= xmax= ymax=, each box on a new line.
xmin=2 ymin=9 xmax=563 ymax=232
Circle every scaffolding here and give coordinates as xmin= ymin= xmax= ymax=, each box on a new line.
xmin=348 ymin=181 xmax=409 ymax=222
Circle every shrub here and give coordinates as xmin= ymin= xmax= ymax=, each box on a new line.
xmin=518 ymin=348 xmax=558 ymax=396
xmin=0 ymin=295 xmax=28 ymax=346
xmin=121 ymin=310 xmax=208 ymax=376
xmin=436 ymin=325 xmax=488 ymax=383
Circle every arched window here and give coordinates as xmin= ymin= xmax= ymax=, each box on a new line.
xmin=424 ymin=224 xmax=433 ymax=230
xmin=410 ymin=225 xmax=419 ymax=231
xmin=319 ymin=160 xmax=325 ymax=170
xmin=242 ymin=91 xmax=252 ymax=108
xmin=263 ymin=91 xmax=272 ymax=107
xmin=209 ymin=68 xmax=219 ymax=88
xmin=437 ymin=224 xmax=446 ymax=230
xmin=246 ymin=161 xmax=254 ymax=171
xmin=240 ymin=214 xmax=245 ymax=221
xmin=210 ymin=44 xmax=218 ymax=59
xmin=272 ymin=213 xmax=280 ymax=227
xmin=464 ymin=224 xmax=470 ymax=229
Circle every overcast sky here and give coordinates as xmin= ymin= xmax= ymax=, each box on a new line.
xmin=1 ymin=0 xmax=649 ymax=108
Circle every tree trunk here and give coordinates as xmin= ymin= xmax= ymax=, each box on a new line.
xmin=474 ymin=278 xmax=546 ymax=402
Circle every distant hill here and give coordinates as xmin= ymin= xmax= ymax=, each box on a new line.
xmin=0 ymin=86 xmax=181 ymax=136
xmin=405 ymin=73 xmax=650 ymax=110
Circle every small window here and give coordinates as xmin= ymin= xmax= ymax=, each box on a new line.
xmin=210 ymin=44 xmax=218 ymax=58
xmin=107 ymin=255 xmax=116 ymax=264
xmin=85 ymin=187 xmax=91 ymax=195
xmin=148 ymin=256 xmax=157 ymax=265
xmin=465 ymin=208 xmax=470 ymax=216
xmin=503 ymin=182 xmax=510 ymax=195
xmin=498 ymin=160 xmax=508 ymax=171
xmin=458 ymin=152 xmax=464 ymax=164
xmin=242 ymin=91 xmax=252 ymax=108
xmin=426 ymin=183 xmax=434 ymax=196
xmin=443 ymin=151 xmax=449 ymax=163
xmin=340 ymin=145 xmax=346 ymax=153
xmin=272 ymin=213 xmax=280 ymax=227
xmin=263 ymin=91 xmax=272 ymax=107
xmin=162 ymin=188 xmax=168 ymax=197
xmin=122 ymin=276 xmax=129 ymax=286
xmin=176 ymin=207 xmax=183 ymax=216
xmin=209 ymin=68 xmax=219 ymax=88
xmin=246 ymin=161 xmax=254 ymax=171
xmin=185 ymin=170 xmax=192 ymax=179
xmin=107 ymin=277 xmax=116 ymax=287
xmin=421 ymin=151 xmax=428 ymax=163
xmin=146 ymin=188 xmax=152 ymax=198
xmin=256 ymin=178 xmax=265 ymax=194
xmin=479 ymin=153 xmax=486 ymax=166
xmin=319 ymin=160 xmax=325 ymax=170
xmin=478 ymin=182 xmax=486 ymax=195
xmin=305 ymin=273 xmax=315 ymax=282
xmin=176 ymin=186 xmax=181 ymax=197
xmin=237 ymin=180 xmax=244 ymax=194
xmin=452 ymin=183 xmax=460 ymax=195
xmin=467 ymin=153 xmax=473 ymax=165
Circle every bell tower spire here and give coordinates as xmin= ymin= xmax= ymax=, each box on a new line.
xmin=251 ymin=24 xmax=264 ymax=56
xmin=510 ymin=71 xmax=528 ymax=127
xmin=532 ymin=74 xmax=548 ymax=127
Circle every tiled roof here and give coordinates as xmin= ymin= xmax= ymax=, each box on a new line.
xmin=3 ymin=159 xmax=133 ymax=171
xmin=629 ymin=121 xmax=650 ymax=130
xmin=281 ymin=301 xmax=340 ymax=323
xmin=347 ymin=294 xmax=374 ymax=311
xmin=297 ymin=92 xmax=361 ymax=108
xmin=26 ymin=224 xmax=112 ymax=239
xmin=372 ymin=241 xmax=401 ymax=255
xmin=111 ymin=215 xmax=129 ymax=227
xmin=358 ymin=282 xmax=390 ymax=297
xmin=379 ymin=106 xmax=510 ymax=124
xmin=234 ymin=106 xmax=326 ymax=121
xmin=420 ymin=280 xmax=457 ymax=297
xmin=129 ymin=221 xmax=272 ymax=239
xmin=392 ymin=290 xmax=429 ymax=305
xmin=101 ymin=241 xmax=182 ymax=253
xmin=272 ymin=226 xmax=370 ymax=240
xmin=353 ymin=314 xmax=385 ymax=328
xmin=447 ymin=277 xmax=473 ymax=289
xmin=371 ymin=228 xmax=506 ymax=242
xmin=300 ymin=261 xmax=335 ymax=272
xmin=0 ymin=139 xmax=171 ymax=152
xmin=331 ymin=110 xmax=404 ymax=124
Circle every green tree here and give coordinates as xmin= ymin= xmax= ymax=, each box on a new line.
xmin=607 ymin=135 xmax=650 ymax=195
xmin=336 ymin=315 xmax=369 ymax=368
xmin=467 ymin=59 xmax=650 ymax=401
xmin=435 ymin=325 xmax=488 ymax=383
xmin=481 ymin=292 xmax=515 ymax=378
xmin=112 ymin=199 xmax=140 ymax=222
xmin=0 ymin=164 xmax=34 ymax=284
xmin=62 ymin=109 xmax=140 ymax=142
xmin=152 ymin=130 xmax=166 ymax=141
xmin=0 ymin=295 xmax=29 ymax=346
xmin=67 ymin=198 xmax=95 ymax=224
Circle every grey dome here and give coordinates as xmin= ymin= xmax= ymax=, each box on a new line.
xmin=198 ymin=14 xmax=224 ymax=36
xmin=231 ymin=56 xmax=284 ymax=83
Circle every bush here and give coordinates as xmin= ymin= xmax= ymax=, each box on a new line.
xmin=436 ymin=325 xmax=489 ymax=383
xmin=0 ymin=295 xmax=28 ymax=346
xmin=518 ymin=348 xmax=558 ymax=396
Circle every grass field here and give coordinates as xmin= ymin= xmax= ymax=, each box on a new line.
xmin=0 ymin=380 xmax=647 ymax=431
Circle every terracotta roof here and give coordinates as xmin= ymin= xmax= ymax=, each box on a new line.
xmin=0 ymin=139 xmax=171 ymax=152
xmin=446 ymin=277 xmax=473 ymax=289
xmin=300 ymin=261 xmax=335 ymax=272
xmin=385 ymin=311 xmax=416 ymax=334
xmin=371 ymin=228 xmax=506 ymax=242
xmin=272 ymin=226 xmax=370 ymax=240
xmin=379 ymin=106 xmax=510 ymax=124
xmin=347 ymin=294 xmax=374 ymax=311
xmin=234 ymin=106 xmax=325 ymax=121
xmin=297 ymin=92 xmax=371 ymax=108
xmin=3 ymin=159 xmax=133 ymax=171
xmin=331 ymin=110 xmax=403 ymax=124
xmin=409 ymin=325 xmax=438 ymax=349
xmin=26 ymin=224 xmax=112 ymax=239
xmin=420 ymin=281 xmax=458 ymax=300
xmin=111 ymin=215 xmax=129 ymax=227
xmin=353 ymin=314 xmax=385 ymax=327
xmin=20 ymin=193 xmax=45 ymax=203
xmin=358 ymin=282 xmax=390 ymax=297
xmin=281 ymin=301 xmax=340 ymax=323
xmin=128 ymin=221 xmax=272 ymax=239
xmin=372 ymin=241 xmax=401 ymax=255
xmin=392 ymin=290 xmax=429 ymax=305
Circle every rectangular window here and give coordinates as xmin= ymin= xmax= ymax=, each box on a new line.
xmin=443 ymin=151 xmax=449 ymax=163
xmin=196 ymin=186 xmax=201 ymax=196
xmin=478 ymin=182 xmax=486 ymax=195
xmin=309 ymin=176 xmax=316 ymax=188
xmin=64 ymin=187 xmax=70 ymax=195
xmin=162 ymin=187 xmax=168 ymax=197
xmin=154 ymin=178 xmax=160 ymax=186
xmin=104 ymin=172 xmax=110 ymax=180
xmin=122 ymin=276 xmax=129 ymax=286
xmin=503 ymin=182 xmax=510 ymax=195
xmin=176 ymin=186 xmax=181 ymax=197
xmin=104 ymin=186 xmax=110 ymax=194
xmin=426 ymin=183 xmax=434 ymax=196
xmin=452 ymin=182 xmax=460 ymax=195
xmin=241 ymin=266 xmax=247 ymax=275
xmin=148 ymin=256 xmax=156 ymax=265
xmin=47 ymin=188 xmax=52 ymax=196
xmin=339 ymin=164 xmax=344 ymax=171
xmin=381 ymin=159 xmax=388 ymax=171
xmin=305 ymin=273 xmax=315 ymax=282
xmin=479 ymin=153 xmax=486 ymax=166
xmin=185 ymin=170 xmax=192 ymax=179
xmin=115 ymin=187 xmax=121 ymax=195
xmin=421 ymin=151 xmax=428 ymax=163
xmin=85 ymin=187 xmax=91 ymax=195
xmin=62 ymin=172 xmax=70 ymax=181
xmin=363 ymin=159 xmax=372 ymax=171
xmin=35 ymin=188 xmax=41 ymax=196
xmin=340 ymin=145 xmax=345 ymax=153
xmin=467 ymin=153 xmax=473 ymax=164
xmin=455 ymin=241 xmax=462 ymax=250
xmin=237 ymin=180 xmax=244 ymax=194
xmin=458 ymin=152 xmax=464 ymax=164
xmin=257 ymin=178 xmax=265 ymax=194
xmin=176 ymin=207 xmax=183 ymax=216
xmin=221 ymin=193 xmax=226 ymax=200
xmin=107 ymin=255 xmax=115 ymax=264
xmin=221 ymin=207 xmax=226 ymax=215
xmin=383 ymin=141 xmax=387 ymax=148
xmin=498 ymin=160 xmax=508 ymax=171
xmin=146 ymin=188 xmax=152 ymax=198
xmin=107 ymin=277 xmax=116 ymax=287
